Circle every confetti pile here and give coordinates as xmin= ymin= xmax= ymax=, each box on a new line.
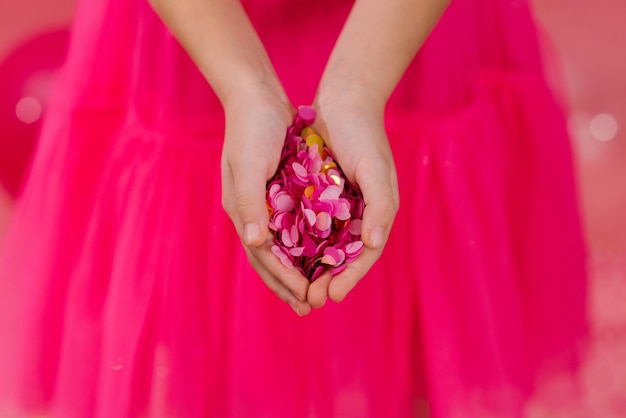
xmin=267 ymin=106 xmax=365 ymax=281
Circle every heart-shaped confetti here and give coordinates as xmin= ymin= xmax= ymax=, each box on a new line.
xmin=266 ymin=106 xmax=365 ymax=281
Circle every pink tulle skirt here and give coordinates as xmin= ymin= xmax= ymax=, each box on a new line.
xmin=0 ymin=0 xmax=587 ymax=416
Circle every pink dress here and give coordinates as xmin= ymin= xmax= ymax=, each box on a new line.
xmin=0 ymin=0 xmax=587 ymax=417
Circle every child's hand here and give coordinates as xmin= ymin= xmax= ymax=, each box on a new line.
xmin=307 ymin=88 xmax=399 ymax=307
xmin=221 ymin=87 xmax=312 ymax=316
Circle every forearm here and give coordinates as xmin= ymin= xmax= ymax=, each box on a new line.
xmin=149 ymin=0 xmax=286 ymax=106
xmin=318 ymin=0 xmax=450 ymax=106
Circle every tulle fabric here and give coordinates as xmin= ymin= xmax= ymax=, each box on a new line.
xmin=0 ymin=0 xmax=587 ymax=417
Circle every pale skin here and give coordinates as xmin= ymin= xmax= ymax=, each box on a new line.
xmin=149 ymin=0 xmax=450 ymax=315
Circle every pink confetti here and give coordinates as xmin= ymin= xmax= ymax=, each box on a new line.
xmin=345 ymin=240 xmax=364 ymax=256
xmin=320 ymin=185 xmax=342 ymax=201
xmin=271 ymin=245 xmax=294 ymax=269
xmin=273 ymin=191 xmax=296 ymax=212
xmin=348 ymin=219 xmax=362 ymax=235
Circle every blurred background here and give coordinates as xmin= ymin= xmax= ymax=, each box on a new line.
xmin=0 ymin=0 xmax=624 ymax=415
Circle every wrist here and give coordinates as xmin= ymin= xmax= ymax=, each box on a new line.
xmin=316 ymin=71 xmax=387 ymax=114
xmin=219 ymin=66 xmax=288 ymax=107
xmin=314 ymin=76 xmax=386 ymax=121
xmin=222 ymin=76 xmax=291 ymax=114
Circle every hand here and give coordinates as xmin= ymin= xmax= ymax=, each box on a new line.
xmin=221 ymin=86 xmax=313 ymax=316
xmin=307 ymin=87 xmax=399 ymax=306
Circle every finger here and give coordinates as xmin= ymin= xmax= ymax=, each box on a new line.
xmin=225 ymin=157 xmax=270 ymax=248
xmin=307 ymin=271 xmax=332 ymax=308
xmin=244 ymin=247 xmax=312 ymax=316
xmin=328 ymin=247 xmax=382 ymax=303
xmin=248 ymin=238 xmax=311 ymax=303
xmin=326 ymin=159 xmax=397 ymax=302
xmin=356 ymin=159 xmax=398 ymax=250
xmin=224 ymin=165 xmax=310 ymax=303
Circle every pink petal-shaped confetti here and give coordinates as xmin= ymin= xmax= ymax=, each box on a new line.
xmin=348 ymin=219 xmax=362 ymax=235
xmin=268 ymin=183 xmax=281 ymax=199
xmin=320 ymin=254 xmax=338 ymax=266
xmin=317 ymin=226 xmax=331 ymax=240
xmin=335 ymin=200 xmax=351 ymax=221
xmin=271 ymin=245 xmax=294 ymax=269
xmin=344 ymin=240 xmax=364 ymax=256
xmin=320 ymin=185 xmax=342 ymax=201
xmin=303 ymin=208 xmax=316 ymax=227
xmin=292 ymin=162 xmax=309 ymax=182
xmin=321 ymin=247 xmax=345 ymax=267
xmin=289 ymin=224 xmax=299 ymax=246
xmin=297 ymin=105 xmax=316 ymax=125
xmin=296 ymin=211 xmax=306 ymax=233
xmin=301 ymin=195 xmax=313 ymax=209
xmin=274 ymin=191 xmax=296 ymax=212
xmin=273 ymin=211 xmax=295 ymax=230
xmin=281 ymin=228 xmax=294 ymax=247
xmin=315 ymin=212 xmax=332 ymax=232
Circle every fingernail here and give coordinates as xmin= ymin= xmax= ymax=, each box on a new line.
xmin=321 ymin=297 xmax=328 ymax=307
xmin=290 ymin=304 xmax=302 ymax=316
xmin=370 ymin=226 xmax=385 ymax=249
xmin=244 ymin=223 xmax=260 ymax=244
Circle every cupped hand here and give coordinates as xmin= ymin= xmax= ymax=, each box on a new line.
xmin=221 ymin=86 xmax=312 ymax=316
xmin=307 ymin=88 xmax=400 ymax=306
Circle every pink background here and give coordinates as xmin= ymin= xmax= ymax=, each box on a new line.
xmin=1 ymin=0 xmax=625 ymax=414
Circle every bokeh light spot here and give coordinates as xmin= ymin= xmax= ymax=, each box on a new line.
xmin=15 ymin=97 xmax=42 ymax=124
xmin=111 ymin=357 xmax=123 ymax=371
xmin=590 ymin=113 xmax=618 ymax=142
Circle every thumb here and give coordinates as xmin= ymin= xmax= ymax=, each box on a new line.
xmin=357 ymin=161 xmax=399 ymax=250
xmin=228 ymin=159 xmax=270 ymax=247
